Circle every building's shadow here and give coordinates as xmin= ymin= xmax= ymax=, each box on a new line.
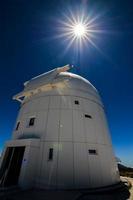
xmin=0 ymin=182 xmax=131 ymax=200
xmin=76 ymin=182 xmax=131 ymax=200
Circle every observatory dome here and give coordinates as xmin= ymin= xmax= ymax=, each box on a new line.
xmin=24 ymin=71 xmax=97 ymax=92
xmin=13 ymin=66 xmax=99 ymax=105
xmin=0 ymin=65 xmax=120 ymax=189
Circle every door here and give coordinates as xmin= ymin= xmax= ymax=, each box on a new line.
xmin=0 ymin=146 xmax=25 ymax=187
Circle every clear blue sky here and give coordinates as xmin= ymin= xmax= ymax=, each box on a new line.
xmin=0 ymin=0 xmax=133 ymax=167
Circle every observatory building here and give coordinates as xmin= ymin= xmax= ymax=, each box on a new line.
xmin=0 ymin=65 xmax=120 ymax=189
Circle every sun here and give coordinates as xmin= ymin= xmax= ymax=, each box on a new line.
xmin=57 ymin=12 xmax=100 ymax=48
xmin=55 ymin=9 xmax=105 ymax=55
xmin=73 ymin=23 xmax=86 ymax=38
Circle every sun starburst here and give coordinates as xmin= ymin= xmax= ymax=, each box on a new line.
xmin=56 ymin=10 xmax=104 ymax=52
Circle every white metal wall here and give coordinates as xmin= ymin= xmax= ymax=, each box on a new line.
xmin=12 ymin=87 xmax=120 ymax=189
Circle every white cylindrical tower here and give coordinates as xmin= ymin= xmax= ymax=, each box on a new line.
xmin=0 ymin=65 xmax=120 ymax=189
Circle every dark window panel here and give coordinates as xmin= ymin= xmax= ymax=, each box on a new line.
xmin=48 ymin=148 xmax=53 ymax=160
xmin=29 ymin=117 xmax=35 ymax=126
xmin=88 ymin=149 xmax=97 ymax=155
xmin=15 ymin=122 xmax=20 ymax=131
xmin=85 ymin=114 xmax=92 ymax=119
xmin=75 ymin=100 xmax=79 ymax=105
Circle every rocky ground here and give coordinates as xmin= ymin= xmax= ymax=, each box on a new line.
xmin=121 ymin=176 xmax=133 ymax=200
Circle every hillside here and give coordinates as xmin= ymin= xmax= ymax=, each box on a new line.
xmin=118 ymin=163 xmax=133 ymax=177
